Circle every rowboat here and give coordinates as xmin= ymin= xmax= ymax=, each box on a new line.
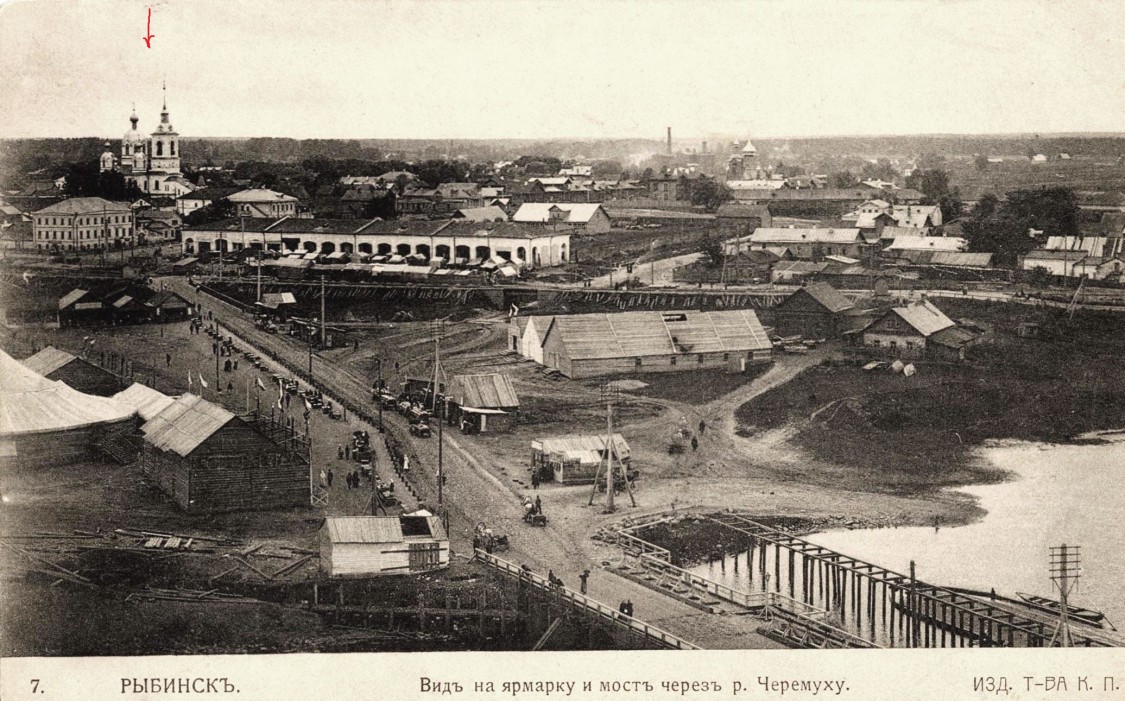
xmin=1016 ymin=592 xmax=1108 ymax=627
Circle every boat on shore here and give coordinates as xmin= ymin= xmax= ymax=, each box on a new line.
xmin=1015 ymin=592 xmax=1111 ymax=629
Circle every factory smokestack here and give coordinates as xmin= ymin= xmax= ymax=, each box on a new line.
xmin=667 ymin=127 xmax=672 ymax=155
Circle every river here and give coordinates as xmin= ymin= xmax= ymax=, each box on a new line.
xmin=690 ymin=435 xmax=1125 ymax=633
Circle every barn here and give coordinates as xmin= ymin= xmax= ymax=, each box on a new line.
xmin=519 ymin=316 xmax=554 ymax=364
xmin=21 ymin=346 xmax=123 ymax=397
xmin=531 ymin=433 xmax=630 ymax=485
xmin=1 ymin=349 xmax=135 ymax=468
xmin=140 ymin=394 xmax=309 ymax=514
xmin=319 ymin=514 xmax=449 ymax=578
xmin=539 ymin=309 xmax=772 ymax=379
xmin=448 ymin=374 xmax=520 ymax=434
xmin=772 ymin=283 xmax=855 ymax=339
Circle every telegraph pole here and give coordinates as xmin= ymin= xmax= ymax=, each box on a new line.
xmin=588 ymin=384 xmax=635 ymax=512
xmin=1048 ymin=544 xmax=1081 ymax=647
xmin=320 ymin=275 xmax=327 ymax=348
xmin=430 ymin=320 xmax=447 ymax=506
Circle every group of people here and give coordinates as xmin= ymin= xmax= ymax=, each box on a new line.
xmin=618 ymin=600 xmax=635 ymax=617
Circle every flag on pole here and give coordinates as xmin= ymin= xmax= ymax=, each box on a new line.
xmin=256 ymin=377 xmax=266 ymax=391
xmin=198 ymin=373 xmax=208 ymax=389
xmin=277 ymin=378 xmax=284 ymax=409
xmin=187 ymin=371 xmax=193 ymax=389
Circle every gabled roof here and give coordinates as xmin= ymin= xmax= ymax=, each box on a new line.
xmin=20 ymin=346 xmax=79 ymax=376
xmin=881 ymin=301 xmax=955 ymax=337
xmin=449 ymin=374 xmax=519 ymax=409
xmin=544 ymin=309 xmax=770 ymax=360
xmin=452 ymin=206 xmax=508 ymax=222
xmin=525 ymin=315 xmax=555 ymax=344
xmin=787 ymin=283 xmax=855 ymax=314
xmin=512 ymin=203 xmax=606 ymax=224
xmin=113 ymin=383 xmax=176 ymax=421
xmin=259 ymin=292 xmax=297 ymax=308
xmin=58 ymin=288 xmax=97 ymax=310
xmin=141 ymin=394 xmax=236 ymax=458
xmin=929 ymin=326 xmax=979 ymax=349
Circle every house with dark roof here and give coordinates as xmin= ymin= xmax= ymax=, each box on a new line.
xmin=772 ymin=283 xmax=856 ymax=339
xmin=861 ymin=300 xmax=979 ymax=360
xmin=31 ymin=197 xmax=134 ymax=252
xmin=140 ymin=394 xmax=308 ymax=513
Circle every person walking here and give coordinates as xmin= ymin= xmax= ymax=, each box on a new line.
xmin=579 ymin=569 xmax=590 ymax=595
xmin=531 ymin=468 xmax=540 ymax=490
xmin=691 ymin=435 xmax=699 ymax=451
xmin=319 ymin=469 xmax=327 ymax=489
xmin=698 ymin=419 xmax=706 ymax=435
xmin=534 ymin=495 xmax=542 ymax=515
xmin=326 ymin=468 xmax=334 ymax=488
xmin=624 ymin=600 xmax=634 ymax=617
xmin=165 ymin=352 xmax=171 ymax=367
xmin=337 ymin=445 xmax=344 ymax=460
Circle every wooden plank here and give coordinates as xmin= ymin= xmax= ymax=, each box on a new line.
xmin=143 ymin=537 xmax=163 ymax=548
xmin=272 ymin=554 xmax=315 ymax=578
xmin=165 ymin=537 xmax=182 ymax=549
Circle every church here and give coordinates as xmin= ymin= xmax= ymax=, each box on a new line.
xmin=100 ymin=88 xmax=196 ymax=197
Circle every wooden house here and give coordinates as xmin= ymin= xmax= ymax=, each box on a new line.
xmin=772 ymin=283 xmax=855 ymax=339
xmin=861 ymin=300 xmax=978 ymax=360
xmin=147 ymin=290 xmax=193 ymax=322
xmin=539 ymin=309 xmax=772 ymax=379
xmin=531 ymin=433 xmax=630 ymax=484
xmin=319 ymin=514 xmax=449 ymax=578
xmin=140 ymin=394 xmax=308 ymax=514
xmin=21 ymin=346 xmax=122 ymax=397
xmin=447 ymin=374 xmax=519 ymax=434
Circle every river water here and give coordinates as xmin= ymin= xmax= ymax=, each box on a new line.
xmin=691 ymin=435 xmax=1125 ymax=630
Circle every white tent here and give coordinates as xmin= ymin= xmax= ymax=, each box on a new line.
xmin=1 ymin=350 xmax=134 ymax=437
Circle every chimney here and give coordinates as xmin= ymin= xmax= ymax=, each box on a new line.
xmin=667 ymin=127 xmax=672 ymax=155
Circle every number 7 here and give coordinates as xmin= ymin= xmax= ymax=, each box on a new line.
xmin=31 ymin=679 xmax=40 ymax=693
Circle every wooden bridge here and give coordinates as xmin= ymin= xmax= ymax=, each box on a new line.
xmin=701 ymin=513 xmax=1121 ymax=648
xmin=474 ymin=550 xmax=699 ymax=650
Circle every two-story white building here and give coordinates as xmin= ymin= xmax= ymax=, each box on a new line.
xmin=32 ymin=198 xmax=134 ymax=252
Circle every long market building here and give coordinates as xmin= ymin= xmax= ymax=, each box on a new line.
xmin=183 ymin=218 xmax=572 ymax=268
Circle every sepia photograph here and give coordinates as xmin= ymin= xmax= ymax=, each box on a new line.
xmin=1 ymin=0 xmax=1124 ymax=697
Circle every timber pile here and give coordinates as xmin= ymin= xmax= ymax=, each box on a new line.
xmin=115 ymin=527 xmax=239 ymax=552
xmin=126 ymin=587 xmax=265 ymax=604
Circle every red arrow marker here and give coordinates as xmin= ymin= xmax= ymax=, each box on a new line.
xmin=143 ymin=7 xmax=155 ymax=48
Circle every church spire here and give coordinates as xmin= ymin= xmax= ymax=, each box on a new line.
xmin=160 ymin=81 xmax=169 ymax=123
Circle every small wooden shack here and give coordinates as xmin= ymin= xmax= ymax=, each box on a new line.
xmin=140 ymin=394 xmax=308 ymax=514
xmin=448 ymin=373 xmax=519 ymax=434
xmin=21 ymin=346 xmax=122 ymax=397
xmin=320 ymin=514 xmax=449 ymax=578
xmin=531 ymin=433 xmax=630 ymax=484
xmin=147 ymin=290 xmax=193 ymax=322
xmin=57 ymin=288 xmax=111 ymax=327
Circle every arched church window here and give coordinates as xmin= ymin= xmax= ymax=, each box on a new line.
xmin=156 ymin=141 xmax=163 ymax=156
xmin=170 ymin=141 xmax=176 ymax=156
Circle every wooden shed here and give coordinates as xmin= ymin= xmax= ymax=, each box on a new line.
xmin=21 ymin=346 xmax=122 ymax=397
xmin=772 ymin=283 xmax=856 ymax=339
xmin=140 ymin=394 xmax=309 ymax=514
xmin=57 ymin=288 xmax=112 ymax=327
xmin=448 ymin=374 xmax=519 ymax=434
xmin=319 ymin=514 xmax=449 ymax=578
xmin=147 ymin=290 xmax=193 ymax=322
xmin=531 ymin=433 xmax=630 ymax=484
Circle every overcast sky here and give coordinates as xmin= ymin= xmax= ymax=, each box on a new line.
xmin=0 ymin=0 xmax=1122 ymax=140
